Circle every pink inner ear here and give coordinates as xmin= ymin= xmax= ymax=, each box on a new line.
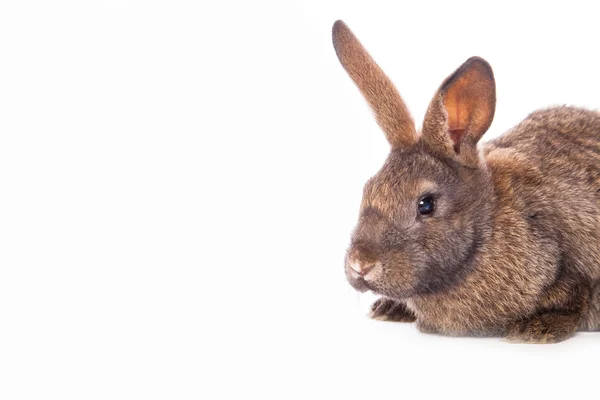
xmin=448 ymin=129 xmax=464 ymax=153
xmin=444 ymin=84 xmax=468 ymax=154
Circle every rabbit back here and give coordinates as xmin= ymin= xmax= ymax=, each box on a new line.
xmin=485 ymin=106 xmax=600 ymax=282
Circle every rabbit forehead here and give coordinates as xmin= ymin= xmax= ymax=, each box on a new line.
xmin=361 ymin=150 xmax=454 ymax=215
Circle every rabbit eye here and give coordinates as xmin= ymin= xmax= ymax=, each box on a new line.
xmin=418 ymin=196 xmax=435 ymax=215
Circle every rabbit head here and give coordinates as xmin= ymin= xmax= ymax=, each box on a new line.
xmin=333 ymin=21 xmax=497 ymax=299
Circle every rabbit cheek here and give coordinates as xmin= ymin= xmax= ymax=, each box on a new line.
xmin=410 ymin=217 xmax=479 ymax=293
xmin=380 ymin=252 xmax=420 ymax=296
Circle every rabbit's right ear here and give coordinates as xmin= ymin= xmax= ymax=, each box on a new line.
xmin=332 ymin=21 xmax=416 ymax=148
xmin=421 ymin=57 xmax=496 ymax=167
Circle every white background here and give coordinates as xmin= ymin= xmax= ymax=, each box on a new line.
xmin=1 ymin=1 xmax=600 ymax=399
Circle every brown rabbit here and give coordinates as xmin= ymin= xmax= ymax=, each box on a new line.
xmin=333 ymin=20 xmax=600 ymax=343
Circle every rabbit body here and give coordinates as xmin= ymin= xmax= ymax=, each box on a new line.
xmin=409 ymin=107 xmax=600 ymax=340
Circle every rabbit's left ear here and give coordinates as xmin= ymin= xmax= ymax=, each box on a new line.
xmin=421 ymin=57 xmax=496 ymax=166
xmin=332 ymin=20 xmax=417 ymax=148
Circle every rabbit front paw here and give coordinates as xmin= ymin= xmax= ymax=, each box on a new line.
xmin=369 ymin=298 xmax=416 ymax=322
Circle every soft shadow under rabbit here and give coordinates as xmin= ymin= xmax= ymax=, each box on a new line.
xmin=333 ymin=20 xmax=600 ymax=343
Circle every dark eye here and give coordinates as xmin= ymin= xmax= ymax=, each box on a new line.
xmin=418 ymin=196 xmax=435 ymax=216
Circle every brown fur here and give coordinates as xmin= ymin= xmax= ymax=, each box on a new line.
xmin=333 ymin=20 xmax=600 ymax=343
xmin=332 ymin=20 xmax=416 ymax=147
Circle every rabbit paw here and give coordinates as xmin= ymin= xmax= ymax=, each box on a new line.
xmin=369 ymin=298 xmax=416 ymax=322
xmin=505 ymin=313 xmax=579 ymax=344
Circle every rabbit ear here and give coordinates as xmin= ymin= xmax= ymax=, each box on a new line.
xmin=332 ymin=20 xmax=416 ymax=148
xmin=421 ymin=57 xmax=496 ymax=166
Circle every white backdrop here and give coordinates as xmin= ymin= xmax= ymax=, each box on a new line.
xmin=1 ymin=1 xmax=600 ymax=399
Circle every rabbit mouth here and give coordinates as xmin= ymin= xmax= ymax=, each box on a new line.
xmin=347 ymin=267 xmax=424 ymax=299
xmin=347 ymin=273 xmax=416 ymax=299
xmin=347 ymin=274 xmax=371 ymax=293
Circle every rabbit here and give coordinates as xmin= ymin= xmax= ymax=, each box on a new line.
xmin=332 ymin=20 xmax=600 ymax=343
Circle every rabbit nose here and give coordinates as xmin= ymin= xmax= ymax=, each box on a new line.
xmin=349 ymin=261 xmax=376 ymax=277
